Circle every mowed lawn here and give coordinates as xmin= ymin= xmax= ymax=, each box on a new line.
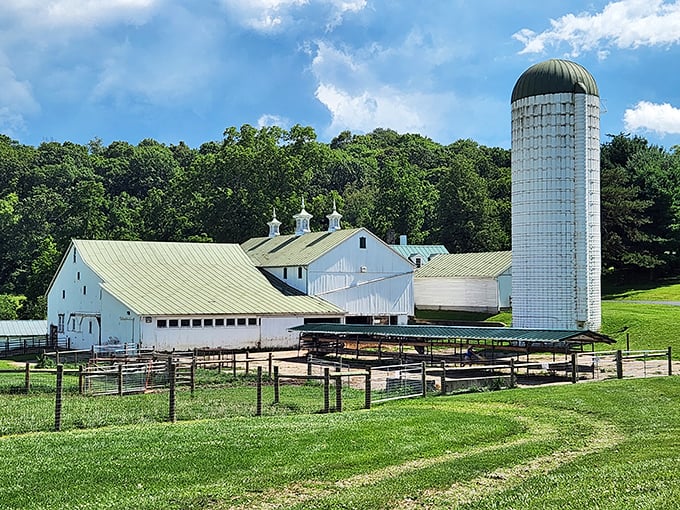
xmin=0 ymin=377 xmax=678 ymax=509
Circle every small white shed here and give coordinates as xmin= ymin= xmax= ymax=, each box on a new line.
xmin=414 ymin=251 xmax=512 ymax=314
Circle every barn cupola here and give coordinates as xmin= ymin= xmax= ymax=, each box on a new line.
xmin=326 ymin=199 xmax=342 ymax=232
xmin=267 ymin=207 xmax=282 ymax=238
xmin=293 ymin=198 xmax=312 ymax=236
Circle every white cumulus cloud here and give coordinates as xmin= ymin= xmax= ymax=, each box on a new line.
xmin=624 ymin=101 xmax=680 ymax=135
xmin=514 ymin=0 xmax=680 ymax=56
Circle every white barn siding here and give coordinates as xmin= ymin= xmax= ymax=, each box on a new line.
xmin=308 ymin=232 xmax=414 ymax=320
xmin=415 ymin=277 xmax=501 ymax=313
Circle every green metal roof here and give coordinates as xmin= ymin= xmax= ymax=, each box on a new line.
xmin=390 ymin=244 xmax=449 ymax=260
xmin=415 ymin=251 xmax=511 ymax=278
xmin=241 ymin=228 xmax=363 ymax=267
xmin=289 ymin=323 xmax=615 ymax=344
xmin=511 ymin=59 xmax=598 ymax=102
xmin=72 ymin=240 xmax=345 ymax=316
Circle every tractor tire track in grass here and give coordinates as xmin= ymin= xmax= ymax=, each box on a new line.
xmin=226 ymin=403 xmax=624 ymax=510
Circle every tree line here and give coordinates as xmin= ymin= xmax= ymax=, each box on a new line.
xmin=1 ymin=125 xmax=679 ymax=319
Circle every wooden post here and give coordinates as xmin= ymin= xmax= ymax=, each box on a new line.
xmin=78 ymin=365 xmax=84 ymax=395
xmin=615 ymin=350 xmax=623 ymax=379
xmin=421 ymin=361 xmax=427 ymax=397
xmin=169 ymin=362 xmax=176 ymax=423
xmin=24 ymin=362 xmax=30 ymax=394
xmin=245 ymin=359 xmax=250 ymax=375
xmin=668 ymin=346 xmax=673 ymax=376
xmin=273 ymin=365 xmax=279 ymax=404
xmin=510 ymin=358 xmax=516 ymax=388
xmin=323 ymin=367 xmax=330 ymax=413
xmin=307 ymin=354 xmax=313 ymax=376
xmin=54 ymin=364 xmax=63 ymax=432
xmin=335 ymin=366 xmax=342 ymax=413
xmin=571 ymin=353 xmax=578 ymax=384
xmin=256 ymin=366 xmax=262 ymax=417
xmin=191 ymin=359 xmax=196 ymax=397
xmin=231 ymin=352 xmax=236 ymax=377
xmin=117 ymin=364 xmax=124 ymax=396
xmin=56 ymin=350 xmax=60 ymax=366
xmin=268 ymin=352 xmax=273 ymax=380
xmin=440 ymin=361 xmax=446 ymax=395
xmin=364 ymin=367 xmax=371 ymax=409
xmin=218 ymin=351 xmax=222 ymax=374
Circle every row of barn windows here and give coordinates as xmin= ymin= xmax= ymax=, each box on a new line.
xmin=157 ymin=318 xmax=259 ymax=328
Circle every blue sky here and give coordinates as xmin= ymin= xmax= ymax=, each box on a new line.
xmin=2 ymin=0 xmax=680 ymax=150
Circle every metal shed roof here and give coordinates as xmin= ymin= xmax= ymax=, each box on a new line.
xmin=390 ymin=244 xmax=449 ymax=260
xmin=415 ymin=251 xmax=511 ymax=278
xmin=0 ymin=320 xmax=48 ymax=337
xmin=289 ymin=323 xmax=615 ymax=344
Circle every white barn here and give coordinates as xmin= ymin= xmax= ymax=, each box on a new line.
xmin=46 ymin=240 xmax=345 ymax=351
xmin=242 ymin=206 xmax=414 ymax=325
xmin=414 ymin=251 xmax=512 ymax=314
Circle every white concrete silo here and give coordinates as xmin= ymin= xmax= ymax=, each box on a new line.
xmin=511 ymin=59 xmax=601 ymax=330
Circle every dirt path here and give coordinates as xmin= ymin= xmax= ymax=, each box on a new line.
xmin=226 ymin=404 xmax=623 ymax=510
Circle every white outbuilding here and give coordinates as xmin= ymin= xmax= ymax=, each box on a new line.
xmin=414 ymin=251 xmax=512 ymax=314
xmin=46 ymin=240 xmax=345 ymax=351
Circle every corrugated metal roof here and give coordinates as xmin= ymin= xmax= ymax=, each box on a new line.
xmin=415 ymin=251 xmax=511 ymax=278
xmin=512 ymin=59 xmax=598 ymax=102
xmin=390 ymin=244 xmax=449 ymax=260
xmin=0 ymin=320 xmax=48 ymax=337
xmin=73 ymin=240 xmax=345 ymax=316
xmin=241 ymin=228 xmax=362 ymax=267
xmin=289 ymin=323 xmax=615 ymax=344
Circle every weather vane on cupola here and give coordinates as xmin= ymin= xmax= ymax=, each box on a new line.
xmin=326 ymin=199 xmax=342 ymax=232
xmin=267 ymin=207 xmax=282 ymax=238
xmin=293 ymin=198 xmax=312 ymax=236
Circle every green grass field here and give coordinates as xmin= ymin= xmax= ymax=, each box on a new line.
xmin=0 ymin=378 xmax=677 ymax=509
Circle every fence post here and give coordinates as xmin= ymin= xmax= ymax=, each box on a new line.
xmin=571 ymin=353 xmax=578 ymax=384
xmin=56 ymin=350 xmax=60 ymax=366
xmin=232 ymin=352 xmax=237 ymax=377
xmin=78 ymin=365 xmax=84 ymax=395
xmin=191 ymin=359 xmax=196 ymax=397
xmin=668 ymin=346 xmax=673 ymax=376
xmin=365 ymin=367 xmax=371 ymax=410
xmin=440 ymin=361 xmax=446 ymax=395
xmin=421 ymin=361 xmax=427 ymax=397
xmin=510 ymin=358 xmax=516 ymax=388
xmin=169 ymin=362 xmax=176 ymax=423
xmin=256 ymin=366 xmax=262 ymax=417
xmin=335 ymin=366 xmax=342 ymax=413
xmin=268 ymin=352 xmax=273 ymax=380
xmin=273 ymin=365 xmax=280 ymax=404
xmin=117 ymin=364 xmax=124 ymax=396
xmin=307 ymin=354 xmax=312 ymax=376
xmin=54 ymin=364 xmax=63 ymax=432
xmin=615 ymin=350 xmax=623 ymax=379
xmin=323 ymin=367 xmax=330 ymax=413
xmin=218 ymin=351 xmax=222 ymax=374
xmin=25 ymin=362 xmax=30 ymax=394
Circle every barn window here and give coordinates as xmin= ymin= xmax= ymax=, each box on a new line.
xmin=88 ymin=321 xmax=92 ymax=334
xmin=77 ymin=272 xmax=80 ymax=280
xmin=359 ymin=236 xmax=367 ymax=249
xmin=180 ymin=319 xmax=190 ymax=327
xmin=237 ymin=318 xmax=246 ymax=326
xmin=83 ymin=285 xmax=87 ymax=295
xmin=157 ymin=319 xmax=167 ymax=328
xmin=297 ymin=266 xmax=303 ymax=279
xmin=215 ymin=318 xmax=225 ymax=326
xmin=71 ymin=318 xmax=76 ymax=330
xmin=192 ymin=318 xmax=202 ymax=327
xmin=226 ymin=318 xmax=235 ymax=326
xmin=283 ymin=267 xmax=288 ymax=279
xmin=414 ymin=257 xmax=422 ymax=268
xmin=62 ymin=290 xmax=65 ymax=299
xmin=204 ymin=319 xmax=213 ymax=327
xmin=248 ymin=318 xmax=257 ymax=326
xmin=169 ymin=319 xmax=179 ymax=328
xmin=58 ymin=314 xmax=65 ymax=333
xmin=73 ymin=248 xmax=77 ymax=263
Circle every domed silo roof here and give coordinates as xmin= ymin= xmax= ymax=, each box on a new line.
xmin=511 ymin=59 xmax=598 ymax=102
